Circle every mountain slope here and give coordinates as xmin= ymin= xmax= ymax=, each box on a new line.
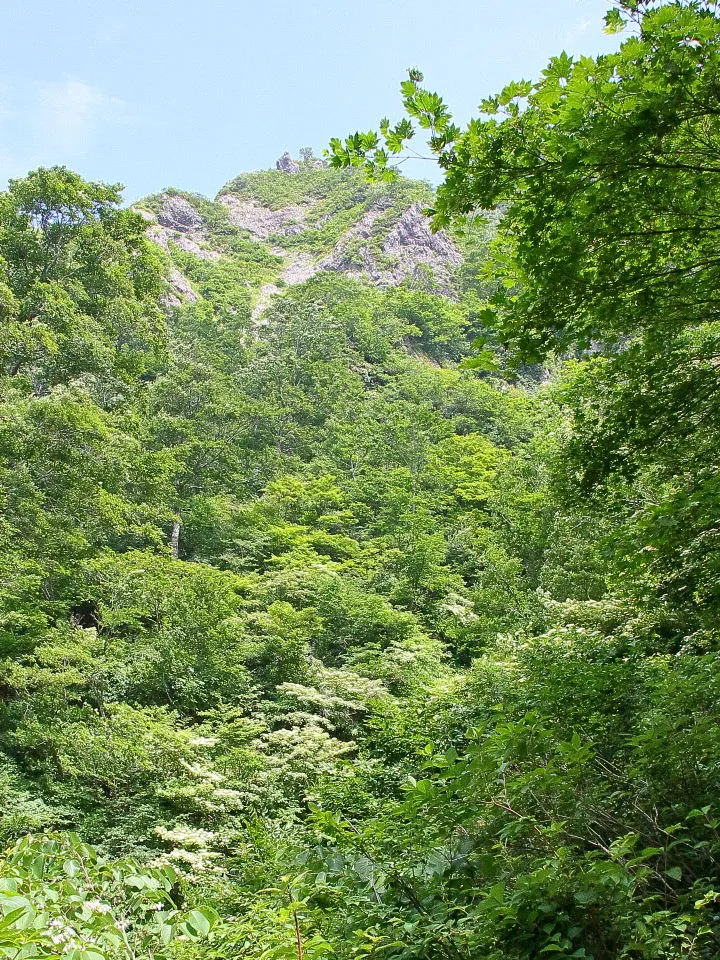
xmin=3 ymin=141 xmax=717 ymax=958
xmin=136 ymin=154 xmax=465 ymax=319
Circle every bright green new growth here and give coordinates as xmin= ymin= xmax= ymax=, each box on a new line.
xmin=0 ymin=833 xmax=219 ymax=960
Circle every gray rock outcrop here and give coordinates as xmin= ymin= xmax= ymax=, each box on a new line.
xmin=218 ymin=194 xmax=314 ymax=239
xmin=147 ymin=224 xmax=221 ymax=261
xmin=318 ymin=202 xmax=461 ymax=295
xmin=276 ymin=152 xmax=301 ymax=174
xmin=143 ymin=168 xmax=464 ymax=316
xmin=143 ymin=194 xmax=221 ymax=306
xmin=164 ymin=268 xmax=198 ymax=307
xmin=156 ymin=195 xmax=204 ymax=232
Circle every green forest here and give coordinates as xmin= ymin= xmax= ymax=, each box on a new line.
xmin=2 ymin=1 xmax=720 ymax=957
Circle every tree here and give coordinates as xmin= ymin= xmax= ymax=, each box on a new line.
xmin=0 ymin=167 xmax=165 ymax=391
xmin=329 ymin=0 xmax=720 ymax=640
xmin=328 ymin=1 xmax=720 ymax=358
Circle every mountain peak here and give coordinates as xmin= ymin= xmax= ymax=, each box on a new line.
xmin=138 ymin=163 xmax=465 ymax=315
xmin=276 ymin=149 xmax=328 ymax=173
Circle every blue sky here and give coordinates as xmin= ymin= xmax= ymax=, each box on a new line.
xmin=1 ymin=0 xmax=620 ymax=202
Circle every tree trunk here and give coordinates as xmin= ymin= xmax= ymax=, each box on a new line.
xmin=171 ymin=520 xmax=181 ymax=560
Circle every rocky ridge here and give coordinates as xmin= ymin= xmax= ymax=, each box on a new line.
xmin=138 ymin=154 xmax=463 ymax=316
xmin=217 ymin=193 xmax=314 ymax=240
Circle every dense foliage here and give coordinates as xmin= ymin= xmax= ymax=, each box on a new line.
xmin=2 ymin=3 xmax=720 ymax=957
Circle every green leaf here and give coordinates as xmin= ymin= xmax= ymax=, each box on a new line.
xmin=573 ymin=889 xmax=596 ymax=904
xmin=487 ymin=882 xmax=505 ymax=903
xmin=604 ymin=9 xmax=627 ymax=33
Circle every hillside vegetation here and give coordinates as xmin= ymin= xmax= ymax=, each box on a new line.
xmin=1 ymin=2 xmax=720 ymax=958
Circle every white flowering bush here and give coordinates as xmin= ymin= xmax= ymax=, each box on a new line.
xmin=0 ymin=833 xmax=219 ymax=960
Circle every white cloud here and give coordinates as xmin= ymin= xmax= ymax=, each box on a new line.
xmin=562 ymin=18 xmax=595 ymax=47
xmin=0 ymin=77 xmax=136 ymax=187
xmin=35 ymin=77 xmax=129 ymax=157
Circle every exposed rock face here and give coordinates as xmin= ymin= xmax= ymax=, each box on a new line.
xmin=143 ymin=169 xmax=463 ymax=316
xmin=276 ymin=152 xmax=301 ymax=174
xmin=144 ymin=194 xmax=221 ymax=305
xmin=218 ymin=194 xmax=314 ymax=239
xmin=148 ymin=224 xmax=221 ymax=261
xmin=380 ymin=202 xmax=462 ymax=291
xmin=252 ymin=283 xmax=281 ymax=322
xmin=164 ymin=268 xmax=198 ymax=307
xmin=221 ymin=194 xmax=462 ymax=302
xmin=250 ymin=253 xmax=318 ymax=323
xmin=318 ymin=207 xmax=388 ymax=275
xmin=156 ymin=195 xmax=204 ymax=232
xmin=318 ymin=202 xmax=462 ymax=295
xmin=282 ymin=252 xmax=317 ymax=285
xmin=385 ymin=203 xmax=459 ymax=264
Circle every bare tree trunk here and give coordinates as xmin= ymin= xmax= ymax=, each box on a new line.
xmin=171 ymin=519 xmax=181 ymax=560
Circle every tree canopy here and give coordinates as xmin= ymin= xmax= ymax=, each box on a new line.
xmin=2 ymin=4 xmax=720 ymax=956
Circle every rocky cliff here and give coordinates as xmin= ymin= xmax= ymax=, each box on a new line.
xmin=136 ymin=154 xmax=465 ymax=319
